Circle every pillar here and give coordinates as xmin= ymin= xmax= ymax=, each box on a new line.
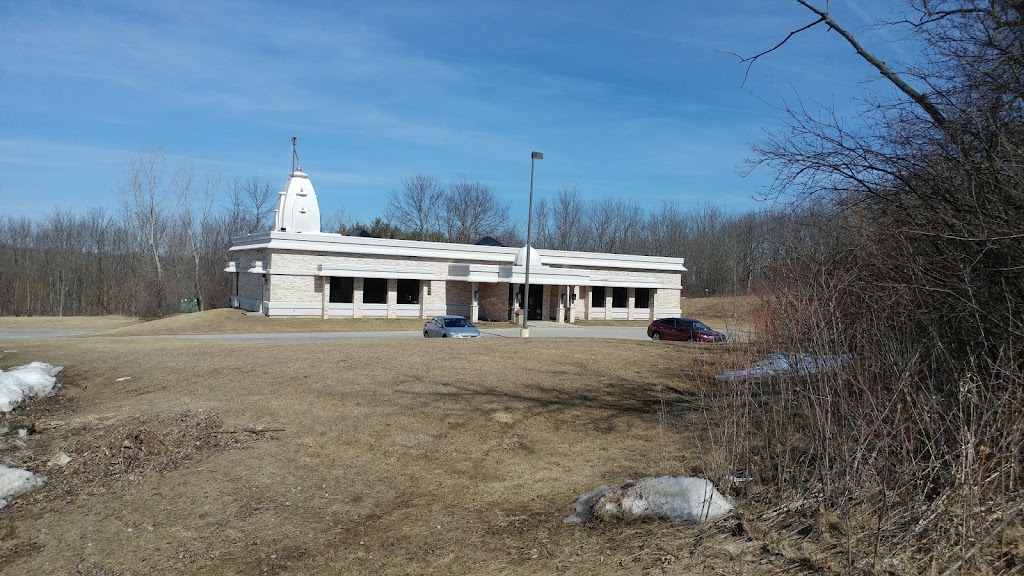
xmin=419 ymin=281 xmax=429 ymax=319
xmin=604 ymin=289 xmax=612 ymax=320
xmin=556 ymin=286 xmax=565 ymax=323
xmin=568 ymin=285 xmax=577 ymax=323
xmin=353 ymin=278 xmax=364 ymax=318
xmin=470 ymin=282 xmax=480 ymax=323
xmin=512 ymin=283 xmax=521 ymax=323
xmin=387 ymin=278 xmax=397 ymax=319
xmin=321 ymin=276 xmax=330 ymax=319
xmin=627 ymin=287 xmax=635 ymax=320
xmin=649 ymin=288 xmax=657 ymax=320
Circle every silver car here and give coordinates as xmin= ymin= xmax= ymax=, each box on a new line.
xmin=423 ymin=315 xmax=481 ymax=338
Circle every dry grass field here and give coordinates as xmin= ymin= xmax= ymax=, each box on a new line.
xmin=1 ymin=297 xmax=809 ymax=575
xmin=0 ymin=315 xmax=139 ymax=331
xmin=97 ymin=309 xmax=513 ymax=337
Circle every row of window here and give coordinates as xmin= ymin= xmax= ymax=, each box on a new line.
xmin=591 ymin=286 xmax=651 ymax=309
xmin=329 ymin=277 xmax=421 ymax=304
xmin=327 ymin=278 xmax=651 ymax=308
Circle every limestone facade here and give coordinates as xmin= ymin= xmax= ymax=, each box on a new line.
xmin=226 ymin=232 xmax=686 ymax=321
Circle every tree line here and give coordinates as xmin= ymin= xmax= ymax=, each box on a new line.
xmin=1 ymin=155 xmax=787 ymax=318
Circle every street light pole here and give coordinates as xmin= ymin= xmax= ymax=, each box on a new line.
xmin=521 ymin=151 xmax=543 ymax=338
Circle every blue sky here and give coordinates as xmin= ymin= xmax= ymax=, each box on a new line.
xmin=0 ymin=0 xmax=911 ymax=225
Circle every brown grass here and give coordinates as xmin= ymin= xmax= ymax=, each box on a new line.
xmin=97 ymin=309 xmax=509 ymax=336
xmin=0 ymin=332 xmax=804 ymax=575
xmin=0 ymin=315 xmax=138 ymax=331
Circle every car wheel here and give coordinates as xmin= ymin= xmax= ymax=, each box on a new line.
xmin=423 ymin=331 xmax=430 ymax=338
xmin=651 ymin=332 xmax=661 ymax=341
xmin=442 ymin=333 xmax=447 ymax=338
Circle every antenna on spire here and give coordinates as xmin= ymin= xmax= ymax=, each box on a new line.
xmin=291 ymin=136 xmax=302 ymax=172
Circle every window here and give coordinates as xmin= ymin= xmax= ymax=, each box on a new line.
xmin=363 ymin=278 xmax=387 ymax=304
xmin=634 ymin=288 xmax=651 ymax=309
xmin=612 ymin=287 xmax=628 ymax=308
xmin=397 ymin=279 xmax=420 ymax=304
xmin=591 ymin=286 xmax=606 ymax=306
xmin=329 ymin=277 xmax=353 ymax=303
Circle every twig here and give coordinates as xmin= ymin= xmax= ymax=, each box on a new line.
xmin=213 ymin=427 xmax=285 ymax=434
xmin=940 ymin=500 xmax=1024 ymax=576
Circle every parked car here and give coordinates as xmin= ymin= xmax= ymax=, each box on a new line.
xmin=647 ymin=317 xmax=727 ymax=343
xmin=423 ymin=315 xmax=481 ymax=338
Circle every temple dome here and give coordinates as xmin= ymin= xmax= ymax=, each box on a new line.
xmin=514 ymin=245 xmax=542 ymax=268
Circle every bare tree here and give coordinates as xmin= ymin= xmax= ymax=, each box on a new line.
xmin=178 ymin=163 xmax=221 ymax=310
xmin=714 ymin=1 xmax=1024 ymax=570
xmin=120 ymin=149 xmax=176 ymax=284
xmin=322 ymin=207 xmax=353 ymax=235
xmin=247 ymin=177 xmax=277 ymax=233
xmin=443 ymin=178 xmax=510 ymax=243
xmin=549 ymin=185 xmax=586 ymax=251
xmin=386 ymin=173 xmax=445 ymax=240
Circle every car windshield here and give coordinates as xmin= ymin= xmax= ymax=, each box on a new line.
xmin=691 ymin=321 xmax=709 ymax=331
xmin=444 ymin=318 xmax=469 ymax=328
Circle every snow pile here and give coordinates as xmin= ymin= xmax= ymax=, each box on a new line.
xmin=0 ymin=464 xmax=45 ymax=509
xmin=715 ymin=352 xmax=850 ymax=381
xmin=564 ymin=476 xmax=734 ymax=524
xmin=0 ymin=362 xmax=63 ymax=412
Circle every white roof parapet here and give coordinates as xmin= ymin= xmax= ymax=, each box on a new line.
xmin=231 ymin=232 xmax=686 ymax=273
xmin=448 ymin=263 xmax=591 ymax=285
xmin=587 ymin=275 xmax=671 ymax=289
xmin=317 ymin=263 xmax=438 ymax=280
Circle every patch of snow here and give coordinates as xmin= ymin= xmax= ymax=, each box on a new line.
xmin=565 ymin=476 xmax=734 ymax=524
xmin=715 ymin=352 xmax=850 ymax=381
xmin=0 ymin=464 xmax=45 ymax=509
xmin=0 ymin=362 xmax=63 ymax=412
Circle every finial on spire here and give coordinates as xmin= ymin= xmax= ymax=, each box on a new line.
xmin=291 ymin=136 xmax=302 ymax=172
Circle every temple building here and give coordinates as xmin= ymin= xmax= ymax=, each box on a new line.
xmin=225 ymin=156 xmax=686 ymax=323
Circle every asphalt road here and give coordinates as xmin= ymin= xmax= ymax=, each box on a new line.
xmin=0 ymin=324 xmax=751 ymax=344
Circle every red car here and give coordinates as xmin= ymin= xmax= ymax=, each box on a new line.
xmin=647 ymin=317 xmax=727 ymax=342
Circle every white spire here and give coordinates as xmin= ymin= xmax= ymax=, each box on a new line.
xmin=273 ymin=138 xmax=321 ymax=233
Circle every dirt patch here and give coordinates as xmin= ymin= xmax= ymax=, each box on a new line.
xmin=2 ymin=407 xmax=268 ymax=503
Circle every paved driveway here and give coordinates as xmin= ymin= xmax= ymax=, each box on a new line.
xmin=1 ymin=324 xmax=750 ymax=344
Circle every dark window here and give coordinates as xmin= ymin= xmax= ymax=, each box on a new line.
xmin=635 ymin=288 xmax=651 ymax=309
xmin=363 ymin=278 xmax=387 ymax=304
xmin=397 ymin=279 xmax=420 ymax=304
xmin=591 ymin=286 xmax=606 ymax=306
xmin=329 ymin=277 xmax=353 ymax=303
xmin=612 ymin=287 xmax=628 ymax=308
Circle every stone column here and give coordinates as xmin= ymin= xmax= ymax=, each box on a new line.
xmin=627 ymin=287 xmax=635 ymax=320
xmin=470 ymin=282 xmax=480 ymax=323
xmin=419 ymin=281 xmax=428 ymax=319
xmin=604 ymin=289 xmax=612 ymax=320
xmin=649 ymin=288 xmax=657 ymax=320
xmin=353 ymin=278 xmax=364 ymax=318
xmin=556 ymin=286 xmax=565 ymax=323
xmin=387 ymin=278 xmax=397 ymax=319
xmin=583 ymin=286 xmax=591 ymax=320
xmin=568 ymin=285 xmax=577 ymax=323
xmin=321 ymin=276 xmax=330 ymax=319
xmin=512 ymin=283 xmax=521 ymax=324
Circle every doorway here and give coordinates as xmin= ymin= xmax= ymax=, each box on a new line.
xmin=510 ymin=285 xmax=544 ymax=321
